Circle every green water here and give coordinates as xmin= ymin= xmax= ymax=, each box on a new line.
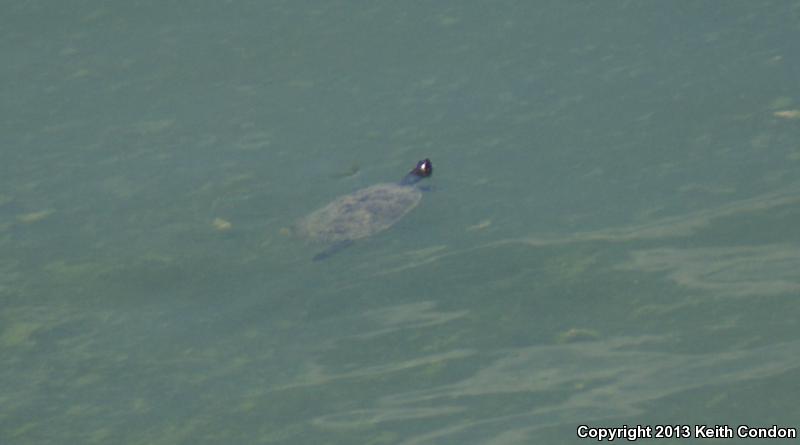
xmin=2 ymin=2 xmax=799 ymax=444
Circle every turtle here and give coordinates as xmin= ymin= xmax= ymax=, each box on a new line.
xmin=296 ymin=158 xmax=433 ymax=261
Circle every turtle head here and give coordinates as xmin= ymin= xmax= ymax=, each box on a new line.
xmin=401 ymin=159 xmax=433 ymax=185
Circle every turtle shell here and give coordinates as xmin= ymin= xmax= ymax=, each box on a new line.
xmin=296 ymin=183 xmax=422 ymax=243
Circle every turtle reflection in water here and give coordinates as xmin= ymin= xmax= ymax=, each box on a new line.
xmin=296 ymin=158 xmax=433 ymax=261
